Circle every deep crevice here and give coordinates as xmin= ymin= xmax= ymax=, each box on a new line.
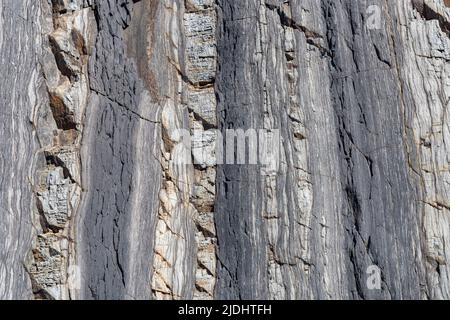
xmin=413 ymin=0 xmax=450 ymax=37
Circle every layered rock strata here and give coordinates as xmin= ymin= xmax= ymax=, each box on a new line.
xmin=0 ymin=0 xmax=449 ymax=300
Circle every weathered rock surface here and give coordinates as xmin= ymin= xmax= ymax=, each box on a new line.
xmin=0 ymin=0 xmax=449 ymax=300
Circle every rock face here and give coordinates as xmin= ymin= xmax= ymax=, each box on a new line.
xmin=0 ymin=0 xmax=449 ymax=300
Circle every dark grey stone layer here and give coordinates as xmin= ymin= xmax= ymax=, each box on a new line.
xmin=214 ymin=0 xmax=429 ymax=299
xmin=77 ymin=0 xmax=161 ymax=300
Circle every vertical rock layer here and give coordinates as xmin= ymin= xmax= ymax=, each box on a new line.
xmin=0 ymin=0 xmax=42 ymax=300
xmin=0 ymin=0 xmax=449 ymax=300
xmin=214 ymin=0 xmax=449 ymax=300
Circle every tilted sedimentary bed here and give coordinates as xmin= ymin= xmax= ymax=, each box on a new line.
xmin=0 ymin=0 xmax=449 ymax=299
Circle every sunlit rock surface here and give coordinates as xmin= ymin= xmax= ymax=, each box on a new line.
xmin=0 ymin=0 xmax=449 ymax=300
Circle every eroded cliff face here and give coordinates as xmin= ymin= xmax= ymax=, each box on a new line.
xmin=0 ymin=0 xmax=448 ymax=300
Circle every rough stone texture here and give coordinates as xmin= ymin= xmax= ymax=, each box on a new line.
xmin=26 ymin=0 xmax=92 ymax=299
xmin=0 ymin=0 xmax=449 ymax=300
xmin=76 ymin=0 xmax=163 ymax=300
xmin=0 ymin=0 xmax=45 ymax=299
xmin=214 ymin=0 xmax=449 ymax=300
xmin=185 ymin=2 xmax=218 ymax=298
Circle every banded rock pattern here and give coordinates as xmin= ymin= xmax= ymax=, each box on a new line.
xmin=0 ymin=0 xmax=448 ymax=300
